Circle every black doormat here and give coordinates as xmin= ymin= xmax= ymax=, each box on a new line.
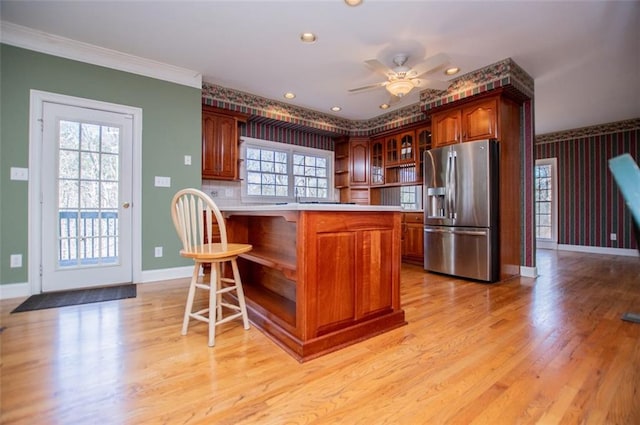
xmin=11 ymin=284 xmax=136 ymax=313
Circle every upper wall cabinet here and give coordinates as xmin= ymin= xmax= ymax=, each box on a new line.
xmin=350 ymin=137 xmax=369 ymax=186
xmin=202 ymin=105 xmax=248 ymax=180
xmin=370 ymin=137 xmax=385 ymax=186
xmin=431 ymin=97 xmax=498 ymax=147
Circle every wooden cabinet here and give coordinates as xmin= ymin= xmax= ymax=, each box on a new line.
xmin=385 ymin=134 xmax=399 ymax=165
xmin=402 ymin=212 xmax=424 ymax=265
xmin=201 ymin=105 xmax=248 ymax=180
xmin=399 ymin=131 xmax=415 ymax=162
xmin=428 ymin=90 xmax=522 ymax=280
xmin=349 ymin=137 xmax=369 ymax=186
xmin=431 ymin=97 xmax=498 ymax=147
xmin=370 ymin=138 xmax=384 ymax=185
xmin=224 ymin=208 xmax=406 ymax=362
xmin=416 ymin=127 xmax=431 ymax=181
xmin=431 ymin=109 xmax=462 ymax=147
xmin=461 ymin=97 xmax=498 ymax=141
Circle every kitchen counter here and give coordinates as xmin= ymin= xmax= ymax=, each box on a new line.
xmin=220 ymin=203 xmax=401 ymax=212
xmin=221 ymin=206 xmax=406 ymax=362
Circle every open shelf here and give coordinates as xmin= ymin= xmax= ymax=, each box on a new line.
xmin=239 ymin=247 xmax=296 ymax=280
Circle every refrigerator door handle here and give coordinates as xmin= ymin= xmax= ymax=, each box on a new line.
xmin=424 ymin=227 xmax=452 ymax=233
xmin=424 ymin=228 xmax=487 ymax=236
xmin=445 ymin=151 xmax=453 ymax=218
xmin=451 ymin=230 xmax=487 ymax=236
xmin=450 ymin=151 xmax=457 ymax=219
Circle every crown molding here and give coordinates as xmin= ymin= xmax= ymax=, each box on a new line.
xmin=1 ymin=21 xmax=202 ymax=89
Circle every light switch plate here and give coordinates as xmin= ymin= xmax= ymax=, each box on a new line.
xmin=10 ymin=167 xmax=29 ymax=181
xmin=10 ymin=254 xmax=22 ymax=268
xmin=184 ymin=155 xmax=192 ymax=165
xmin=154 ymin=176 xmax=171 ymax=187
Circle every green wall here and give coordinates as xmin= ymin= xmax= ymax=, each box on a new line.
xmin=0 ymin=44 xmax=201 ymax=285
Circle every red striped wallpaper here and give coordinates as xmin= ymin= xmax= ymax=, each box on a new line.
xmin=535 ymin=124 xmax=639 ymax=250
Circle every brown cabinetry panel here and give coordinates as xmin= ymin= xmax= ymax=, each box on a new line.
xmin=201 ymin=106 xmax=247 ymax=180
xmin=462 ymin=97 xmax=498 ymax=141
xmin=432 ymin=109 xmax=462 ymax=147
xmin=370 ymin=138 xmax=384 ymax=185
xmin=225 ymin=209 xmax=405 ymax=362
xmin=350 ymin=138 xmax=369 ymax=186
xmin=402 ymin=212 xmax=424 ymax=265
xmin=432 ymin=97 xmax=499 ymax=147
xmin=315 ymin=232 xmax=356 ymax=330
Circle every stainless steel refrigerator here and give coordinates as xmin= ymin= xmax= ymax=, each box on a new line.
xmin=423 ymin=139 xmax=499 ymax=282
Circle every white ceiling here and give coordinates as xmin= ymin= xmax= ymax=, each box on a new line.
xmin=1 ymin=0 xmax=639 ymax=135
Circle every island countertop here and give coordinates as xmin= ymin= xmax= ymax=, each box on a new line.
xmin=219 ymin=203 xmax=402 ymax=212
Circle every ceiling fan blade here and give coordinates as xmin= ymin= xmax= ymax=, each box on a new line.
xmin=348 ymin=81 xmax=387 ymax=93
xmin=364 ymin=59 xmax=395 ymax=78
xmin=409 ymin=52 xmax=450 ymax=78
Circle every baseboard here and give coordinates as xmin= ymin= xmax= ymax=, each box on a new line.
xmin=0 ymin=266 xmax=194 ymax=300
xmin=536 ymin=240 xmax=558 ymax=250
xmin=520 ymin=266 xmax=538 ymax=278
xmin=557 ymin=244 xmax=639 ymax=257
xmin=138 ymin=266 xmax=193 ymax=284
xmin=0 ymin=282 xmax=30 ymax=300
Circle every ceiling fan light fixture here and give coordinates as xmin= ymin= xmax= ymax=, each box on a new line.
xmin=330 ymin=106 xmax=342 ymax=112
xmin=385 ymin=79 xmax=414 ymax=97
xmin=344 ymin=0 xmax=363 ymax=6
xmin=284 ymin=92 xmax=296 ymax=99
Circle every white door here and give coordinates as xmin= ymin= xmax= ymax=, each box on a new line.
xmin=41 ymin=102 xmax=133 ymax=292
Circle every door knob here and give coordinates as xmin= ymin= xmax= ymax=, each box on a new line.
xmin=122 ymin=202 xmax=130 ymax=209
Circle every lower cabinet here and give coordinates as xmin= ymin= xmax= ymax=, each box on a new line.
xmin=402 ymin=212 xmax=424 ymax=265
xmin=223 ymin=208 xmax=406 ymax=362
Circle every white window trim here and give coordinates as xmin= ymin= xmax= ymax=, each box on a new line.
xmin=535 ymin=157 xmax=558 ymax=248
xmin=240 ymin=136 xmax=335 ymax=203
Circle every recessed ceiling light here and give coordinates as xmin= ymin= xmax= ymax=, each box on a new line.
xmin=379 ymin=103 xmax=390 ymax=109
xmin=444 ymin=67 xmax=460 ymax=76
xmin=300 ymin=32 xmax=317 ymax=43
xmin=284 ymin=92 xmax=296 ymax=99
xmin=330 ymin=106 xmax=342 ymax=112
xmin=344 ymin=0 xmax=363 ymax=6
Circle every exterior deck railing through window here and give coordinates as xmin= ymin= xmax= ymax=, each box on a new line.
xmin=58 ymin=210 xmax=119 ymax=267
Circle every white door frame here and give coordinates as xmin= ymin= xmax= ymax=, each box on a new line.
xmin=28 ymin=90 xmax=143 ymax=294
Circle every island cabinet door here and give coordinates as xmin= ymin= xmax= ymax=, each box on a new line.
xmin=302 ymin=212 xmax=401 ymax=337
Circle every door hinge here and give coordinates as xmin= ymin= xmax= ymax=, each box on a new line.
xmin=39 ymin=265 xmax=43 ymax=276
xmin=38 ymin=117 xmax=43 ymax=132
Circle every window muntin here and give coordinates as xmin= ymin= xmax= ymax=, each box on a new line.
xmin=242 ymin=137 xmax=333 ymax=203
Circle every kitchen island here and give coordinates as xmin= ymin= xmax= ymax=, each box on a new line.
xmin=220 ymin=203 xmax=406 ymax=362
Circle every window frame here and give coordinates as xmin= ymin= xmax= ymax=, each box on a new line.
xmin=240 ymin=136 xmax=334 ymax=203
xmin=534 ymin=157 xmax=558 ymax=248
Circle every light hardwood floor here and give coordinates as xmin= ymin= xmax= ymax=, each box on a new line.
xmin=1 ymin=249 xmax=639 ymax=424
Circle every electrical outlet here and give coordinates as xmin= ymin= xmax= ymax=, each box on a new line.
xmin=211 ymin=190 xmax=218 ymax=198
xmin=154 ymin=246 xmax=163 ymax=258
xmin=610 ymin=233 xmax=617 ymax=241
xmin=10 ymin=254 xmax=22 ymax=268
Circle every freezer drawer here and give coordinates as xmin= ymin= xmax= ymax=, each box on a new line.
xmin=424 ymin=226 xmax=497 ymax=282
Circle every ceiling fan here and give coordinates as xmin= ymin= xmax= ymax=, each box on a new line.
xmin=348 ymin=52 xmax=450 ymax=103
